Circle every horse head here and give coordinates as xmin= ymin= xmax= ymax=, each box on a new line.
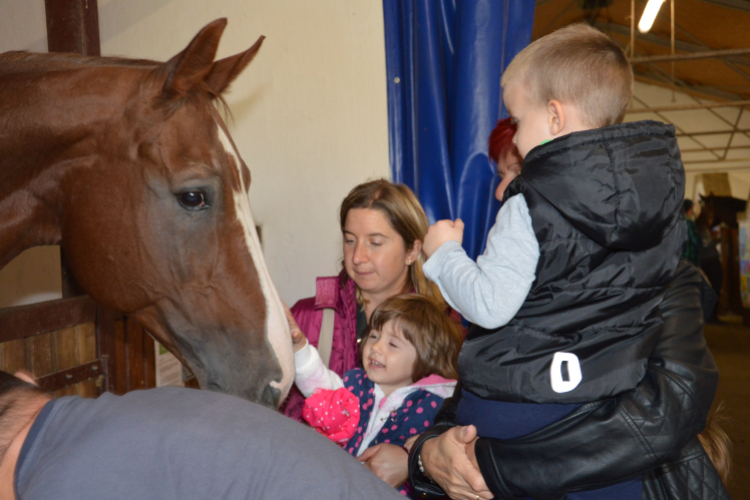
xmin=0 ymin=19 xmax=293 ymax=408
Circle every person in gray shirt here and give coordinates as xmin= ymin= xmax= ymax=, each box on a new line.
xmin=0 ymin=370 xmax=404 ymax=500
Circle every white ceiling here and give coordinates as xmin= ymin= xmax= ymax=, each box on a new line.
xmin=625 ymin=81 xmax=750 ymax=199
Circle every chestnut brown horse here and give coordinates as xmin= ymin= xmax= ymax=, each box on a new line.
xmin=0 ymin=19 xmax=293 ymax=408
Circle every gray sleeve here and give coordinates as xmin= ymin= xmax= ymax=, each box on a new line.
xmin=18 ymin=389 xmax=405 ymax=500
xmin=423 ymin=194 xmax=539 ymax=329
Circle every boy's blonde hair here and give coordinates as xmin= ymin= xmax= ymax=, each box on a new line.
xmin=362 ymin=295 xmax=463 ymax=381
xmin=501 ymin=23 xmax=633 ymax=128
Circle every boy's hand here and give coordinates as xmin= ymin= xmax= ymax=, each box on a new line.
xmin=423 ymin=219 xmax=464 ymax=258
xmin=283 ymin=302 xmax=307 ymax=353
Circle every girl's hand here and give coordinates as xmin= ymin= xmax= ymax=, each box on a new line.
xmin=357 ymin=443 xmax=409 ymax=488
xmin=283 ymin=302 xmax=307 ymax=353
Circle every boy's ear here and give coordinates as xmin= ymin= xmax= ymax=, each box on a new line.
xmin=547 ymin=100 xmax=566 ymax=136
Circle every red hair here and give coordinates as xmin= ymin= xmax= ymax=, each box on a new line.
xmin=488 ymin=117 xmax=523 ymax=169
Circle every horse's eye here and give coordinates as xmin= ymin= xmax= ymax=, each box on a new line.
xmin=177 ymin=191 xmax=209 ymax=210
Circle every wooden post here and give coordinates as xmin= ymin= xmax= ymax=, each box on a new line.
xmin=45 ymin=0 xmax=118 ymax=394
xmin=44 ymin=0 xmax=100 ymax=56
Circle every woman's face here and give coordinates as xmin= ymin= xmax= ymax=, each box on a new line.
xmin=343 ymin=208 xmax=419 ymax=300
xmin=495 ymin=158 xmax=523 ymax=201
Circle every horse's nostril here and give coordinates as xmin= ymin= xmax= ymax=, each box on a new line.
xmin=261 ymin=384 xmax=280 ymax=409
xmin=207 ymin=382 xmax=222 ymax=392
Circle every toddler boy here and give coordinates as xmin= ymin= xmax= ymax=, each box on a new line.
xmin=423 ymin=24 xmax=686 ymax=499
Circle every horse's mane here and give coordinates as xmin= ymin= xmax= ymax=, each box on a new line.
xmin=0 ymin=50 xmax=230 ymax=119
xmin=0 ymin=50 xmax=161 ymax=72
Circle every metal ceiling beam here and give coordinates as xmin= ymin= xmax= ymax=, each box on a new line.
xmin=631 ymin=48 xmax=750 ymax=64
xmin=681 ymin=145 xmax=750 ymax=153
xmin=591 ymin=20 xmax=750 ymax=69
xmin=628 ymin=100 xmax=750 ymax=113
xmin=683 ymin=157 xmax=750 ymax=164
xmin=695 ymin=0 xmax=750 ymax=13
xmin=685 ymin=165 xmax=750 ymax=173
xmin=675 ymin=129 xmax=750 ymax=138
xmin=604 ymin=28 xmax=747 ymax=102
xmin=633 ymin=69 xmax=744 ymax=102
xmin=646 ymin=2 xmax=750 ymax=85
xmin=630 ymin=94 xmax=722 ymax=160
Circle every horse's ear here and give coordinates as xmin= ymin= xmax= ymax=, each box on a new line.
xmin=205 ymin=36 xmax=264 ymax=96
xmin=162 ymin=18 xmax=228 ymax=100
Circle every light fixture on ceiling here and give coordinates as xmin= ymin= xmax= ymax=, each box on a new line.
xmin=638 ymin=0 xmax=665 ymax=33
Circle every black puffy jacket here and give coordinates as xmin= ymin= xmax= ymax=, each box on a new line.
xmin=409 ymin=261 xmax=730 ymax=500
xmin=460 ymin=121 xmax=686 ymax=404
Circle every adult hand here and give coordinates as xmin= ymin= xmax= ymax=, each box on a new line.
xmin=357 ymin=443 xmax=409 ymax=488
xmin=421 ymin=425 xmax=493 ymax=500
xmin=423 ymin=219 xmax=465 ymax=258
xmin=283 ymin=302 xmax=307 ymax=353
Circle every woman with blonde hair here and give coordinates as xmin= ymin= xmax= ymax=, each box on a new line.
xmin=281 ymin=179 xmax=454 ymax=423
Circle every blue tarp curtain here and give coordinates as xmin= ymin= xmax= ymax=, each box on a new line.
xmin=383 ymin=0 xmax=535 ymax=259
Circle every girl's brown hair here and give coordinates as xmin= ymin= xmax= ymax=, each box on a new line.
xmin=339 ymin=179 xmax=444 ymax=305
xmin=362 ymin=295 xmax=463 ymax=381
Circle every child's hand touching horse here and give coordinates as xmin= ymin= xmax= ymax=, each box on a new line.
xmin=283 ymin=302 xmax=307 ymax=353
xmin=423 ymin=219 xmax=465 ymax=258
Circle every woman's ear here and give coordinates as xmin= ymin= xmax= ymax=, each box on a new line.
xmin=547 ymin=100 xmax=566 ymax=136
xmin=409 ymin=240 xmax=423 ymax=264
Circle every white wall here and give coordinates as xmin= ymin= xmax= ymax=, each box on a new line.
xmin=0 ymin=0 xmax=390 ymax=307
xmin=625 ymin=81 xmax=750 ymax=203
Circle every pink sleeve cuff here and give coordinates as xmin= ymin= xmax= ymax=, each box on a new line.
xmin=302 ymin=387 xmax=360 ymax=444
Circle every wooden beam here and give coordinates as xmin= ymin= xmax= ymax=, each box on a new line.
xmin=45 ymin=0 xmax=101 ymax=56
xmin=0 ymin=296 xmax=97 ymax=343
xmin=36 ymin=359 xmax=105 ymax=393
xmin=96 ymin=305 xmax=119 ymax=393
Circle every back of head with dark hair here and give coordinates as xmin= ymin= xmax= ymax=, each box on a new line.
xmin=0 ymin=370 xmax=30 ymax=398
xmin=0 ymin=370 xmax=48 ymax=461
xmin=684 ymin=199 xmax=694 ymax=214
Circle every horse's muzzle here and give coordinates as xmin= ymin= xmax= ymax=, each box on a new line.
xmin=261 ymin=384 xmax=280 ymax=409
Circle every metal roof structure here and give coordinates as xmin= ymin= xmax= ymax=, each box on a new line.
xmin=534 ymin=0 xmax=750 ymax=198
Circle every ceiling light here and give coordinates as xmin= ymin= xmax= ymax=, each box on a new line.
xmin=638 ymin=0 xmax=665 ymax=33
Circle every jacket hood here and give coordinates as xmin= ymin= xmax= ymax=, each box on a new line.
xmin=408 ymin=374 xmax=456 ymax=399
xmin=520 ymin=120 xmax=685 ymax=251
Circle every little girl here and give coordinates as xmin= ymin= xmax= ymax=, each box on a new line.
xmin=291 ymin=294 xmax=462 ymax=496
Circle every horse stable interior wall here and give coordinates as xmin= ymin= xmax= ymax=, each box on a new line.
xmin=0 ymin=0 xmax=390 ymax=309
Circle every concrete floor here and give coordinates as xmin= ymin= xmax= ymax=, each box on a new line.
xmin=704 ymin=323 xmax=750 ymax=499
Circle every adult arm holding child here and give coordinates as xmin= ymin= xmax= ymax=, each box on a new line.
xmin=409 ymin=261 xmax=728 ymax=500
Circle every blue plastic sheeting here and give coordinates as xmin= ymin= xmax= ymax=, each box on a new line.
xmin=383 ymin=0 xmax=534 ymax=259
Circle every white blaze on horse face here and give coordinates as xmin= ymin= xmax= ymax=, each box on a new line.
xmin=217 ymin=124 xmax=294 ymax=401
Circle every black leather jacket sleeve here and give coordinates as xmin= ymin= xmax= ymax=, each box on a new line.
xmin=409 ymin=261 xmax=719 ymax=500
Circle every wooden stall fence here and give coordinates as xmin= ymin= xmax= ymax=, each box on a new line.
xmin=0 ymin=293 xmax=156 ymax=397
